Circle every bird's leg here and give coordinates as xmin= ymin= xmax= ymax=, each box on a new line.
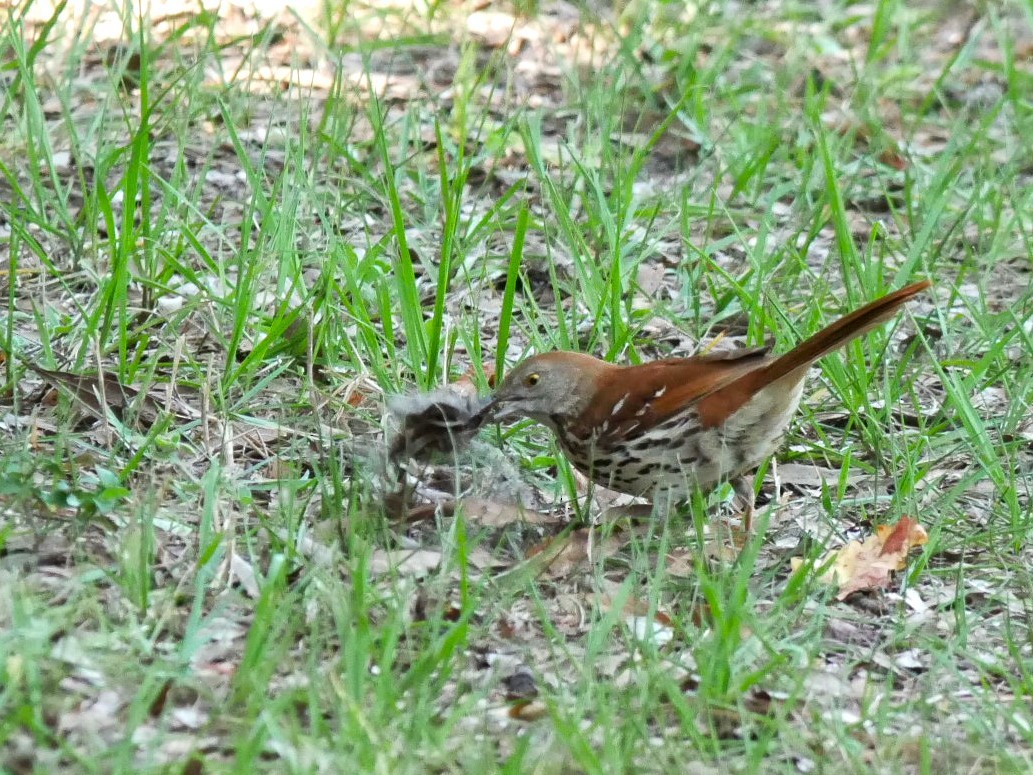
xmin=731 ymin=473 xmax=757 ymax=534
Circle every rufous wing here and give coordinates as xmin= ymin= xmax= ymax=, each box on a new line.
xmin=574 ymin=346 xmax=774 ymax=441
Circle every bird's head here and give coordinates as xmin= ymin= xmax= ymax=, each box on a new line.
xmin=476 ymin=351 xmax=605 ymax=428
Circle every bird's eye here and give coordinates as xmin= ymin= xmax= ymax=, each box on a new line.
xmin=524 ymin=372 xmax=540 ymax=387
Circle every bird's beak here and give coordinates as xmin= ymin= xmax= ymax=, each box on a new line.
xmin=470 ymin=395 xmax=518 ymax=427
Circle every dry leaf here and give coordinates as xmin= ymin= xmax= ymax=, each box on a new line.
xmin=383 ymin=494 xmax=452 ymax=523
xmin=228 ymin=552 xmax=261 ymax=599
xmin=369 ymin=548 xmax=443 ymax=577
xmin=458 ymin=497 xmax=557 ymax=528
xmin=528 ymin=527 xmax=624 ymax=580
xmin=26 ymin=363 xmax=166 ymax=425
xmin=794 ymin=517 xmax=928 ymax=600
xmin=665 ymin=547 xmax=697 ymax=578
xmin=507 ymin=699 xmax=548 ymax=721
xmin=458 ymin=361 xmax=496 ymax=391
xmin=664 ymin=537 xmax=739 ymax=578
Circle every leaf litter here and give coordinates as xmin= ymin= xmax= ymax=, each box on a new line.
xmin=792 ymin=516 xmax=930 ymax=601
xmin=2 ymin=0 xmax=1032 ymax=771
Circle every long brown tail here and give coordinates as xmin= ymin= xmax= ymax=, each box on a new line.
xmin=697 ymin=280 xmax=931 ymax=427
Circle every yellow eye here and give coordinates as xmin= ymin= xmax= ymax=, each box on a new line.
xmin=525 ymin=372 xmax=540 ymax=387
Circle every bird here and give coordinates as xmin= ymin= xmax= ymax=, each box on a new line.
xmin=478 ymin=280 xmax=931 ymax=530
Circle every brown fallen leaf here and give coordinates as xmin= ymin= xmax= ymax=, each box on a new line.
xmin=26 ymin=363 xmax=163 ymax=424
xmin=457 ymin=497 xmax=557 ymax=528
xmin=879 ymin=147 xmax=908 ymax=171
xmin=508 ymin=699 xmax=548 ymax=721
xmin=528 ymin=527 xmax=624 ymax=580
xmin=458 ymin=361 xmax=496 ymax=390
xmin=148 ymin=679 xmax=174 ymax=717
xmin=23 ymin=362 xmax=197 ymax=426
xmin=369 ymin=548 xmax=443 ymax=577
xmin=383 ymin=498 xmax=448 ymax=524
xmin=383 ymin=494 xmax=555 ymax=527
xmin=489 ymin=524 xmax=623 ymax=589
xmin=664 ymin=538 xmax=739 ymax=578
xmin=793 ymin=517 xmax=929 ymax=600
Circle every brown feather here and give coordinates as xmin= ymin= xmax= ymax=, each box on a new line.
xmin=574 ymin=347 xmax=773 ymax=442
xmin=695 ymin=280 xmax=931 ymax=427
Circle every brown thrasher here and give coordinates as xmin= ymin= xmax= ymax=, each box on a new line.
xmin=480 ymin=281 xmax=930 ymax=529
